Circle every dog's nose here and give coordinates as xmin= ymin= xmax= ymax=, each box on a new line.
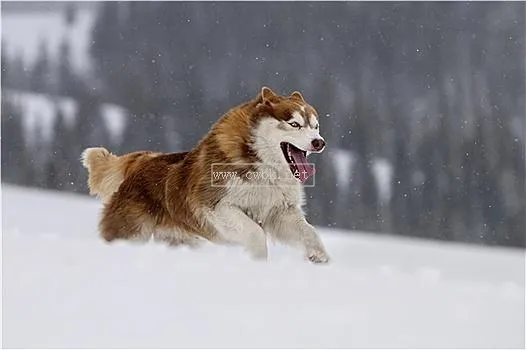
xmin=311 ymin=138 xmax=326 ymax=152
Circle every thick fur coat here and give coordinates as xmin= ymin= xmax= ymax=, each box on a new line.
xmin=82 ymin=87 xmax=330 ymax=263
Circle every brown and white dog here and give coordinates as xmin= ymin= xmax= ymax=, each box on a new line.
xmin=81 ymin=87 xmax=330 ymax=263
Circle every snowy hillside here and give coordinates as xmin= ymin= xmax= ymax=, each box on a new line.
xmin=1 ymin=4 xmax=96 ymax=74
xmin=4 ymin=89 xmax=127 ymax=143
xmin=2 ymin=185 xmax=525 ymax=348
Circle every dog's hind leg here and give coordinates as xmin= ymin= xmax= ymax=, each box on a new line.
xmin=99 ymin=214 xmax=153 ymax=243
xmin=206 ymin=205 xmax=268 ymax=260
xmin=98 ymin=198 xmax=154 ymax=243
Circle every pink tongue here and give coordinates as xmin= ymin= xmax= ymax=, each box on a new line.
xmin=290 ymin=148 xmax=316 ymax=184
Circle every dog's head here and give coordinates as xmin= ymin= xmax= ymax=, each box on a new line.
xmin=252 ymin=86 xmax=326 ymax=183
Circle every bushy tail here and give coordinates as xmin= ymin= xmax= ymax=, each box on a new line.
xmin=81 ymin=147 xmax=123 ymax=202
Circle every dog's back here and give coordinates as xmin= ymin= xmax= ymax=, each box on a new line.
xmin=81 ymin=147 xmax=188 ymax=203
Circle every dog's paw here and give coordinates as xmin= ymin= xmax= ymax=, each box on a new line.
xmin=306 ymin=251 xmax=330 ymax=264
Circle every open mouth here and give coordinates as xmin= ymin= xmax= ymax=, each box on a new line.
xmin=280 ymin=142 xmax=316 ymax=184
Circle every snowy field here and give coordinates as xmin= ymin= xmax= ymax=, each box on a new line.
xmin=2 ymin=184 xmax=525 ymax=348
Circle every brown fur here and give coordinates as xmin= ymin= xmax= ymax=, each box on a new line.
xmin=81 ymin=148 xmax=170 ymax=202
xmin=82 ymin=87 xmax=316 ymax=247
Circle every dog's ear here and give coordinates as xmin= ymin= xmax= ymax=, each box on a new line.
xmin=290 ymin=91 xmax=305 ymax=102
xmin=261 ymin=86 xmax=277 ymax=105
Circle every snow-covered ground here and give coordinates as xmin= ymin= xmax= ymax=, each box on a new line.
xmin=2 ymin=184 xmax=525 ymax=348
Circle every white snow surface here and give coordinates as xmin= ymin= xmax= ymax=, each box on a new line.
xmin=2 ymin=185 xmax=525 ymax=348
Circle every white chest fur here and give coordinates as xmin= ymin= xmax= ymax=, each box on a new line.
xmin=221 ymin=168 xmax=306 ymax=225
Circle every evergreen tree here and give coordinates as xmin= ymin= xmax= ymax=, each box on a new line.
xmin=57 ymin=37 xmax=81 ymax=97
xmin=64 ymin=3 xmax=77 ymax=26
xmin=1 ymin=43 xmax=9 ymax=86
xmin=1 ymin=98 xmax=27 ymax=185
xmin=30 ymin=40 xmax=52 ymax=94
xmin=46 ymin=108 xmax=78 ymax=191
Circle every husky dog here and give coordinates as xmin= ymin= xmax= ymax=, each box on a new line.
xmin=82 ymin=87 xmax=330 ymax=263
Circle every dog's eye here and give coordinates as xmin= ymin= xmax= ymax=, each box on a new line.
xmin=289 ymin=122 xmax=301 ymax=128
xmin=314 ymin=124 xmax=319 ymax=129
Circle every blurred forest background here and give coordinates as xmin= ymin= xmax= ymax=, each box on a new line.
xmin=1 ymin=2 xmax=524 ymax=247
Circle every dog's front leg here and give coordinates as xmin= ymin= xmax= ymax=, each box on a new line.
xmin=266 ymin=206 xmax=330 ymax=264
xmin=207 ymin=205 xmax=268 ymax=260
